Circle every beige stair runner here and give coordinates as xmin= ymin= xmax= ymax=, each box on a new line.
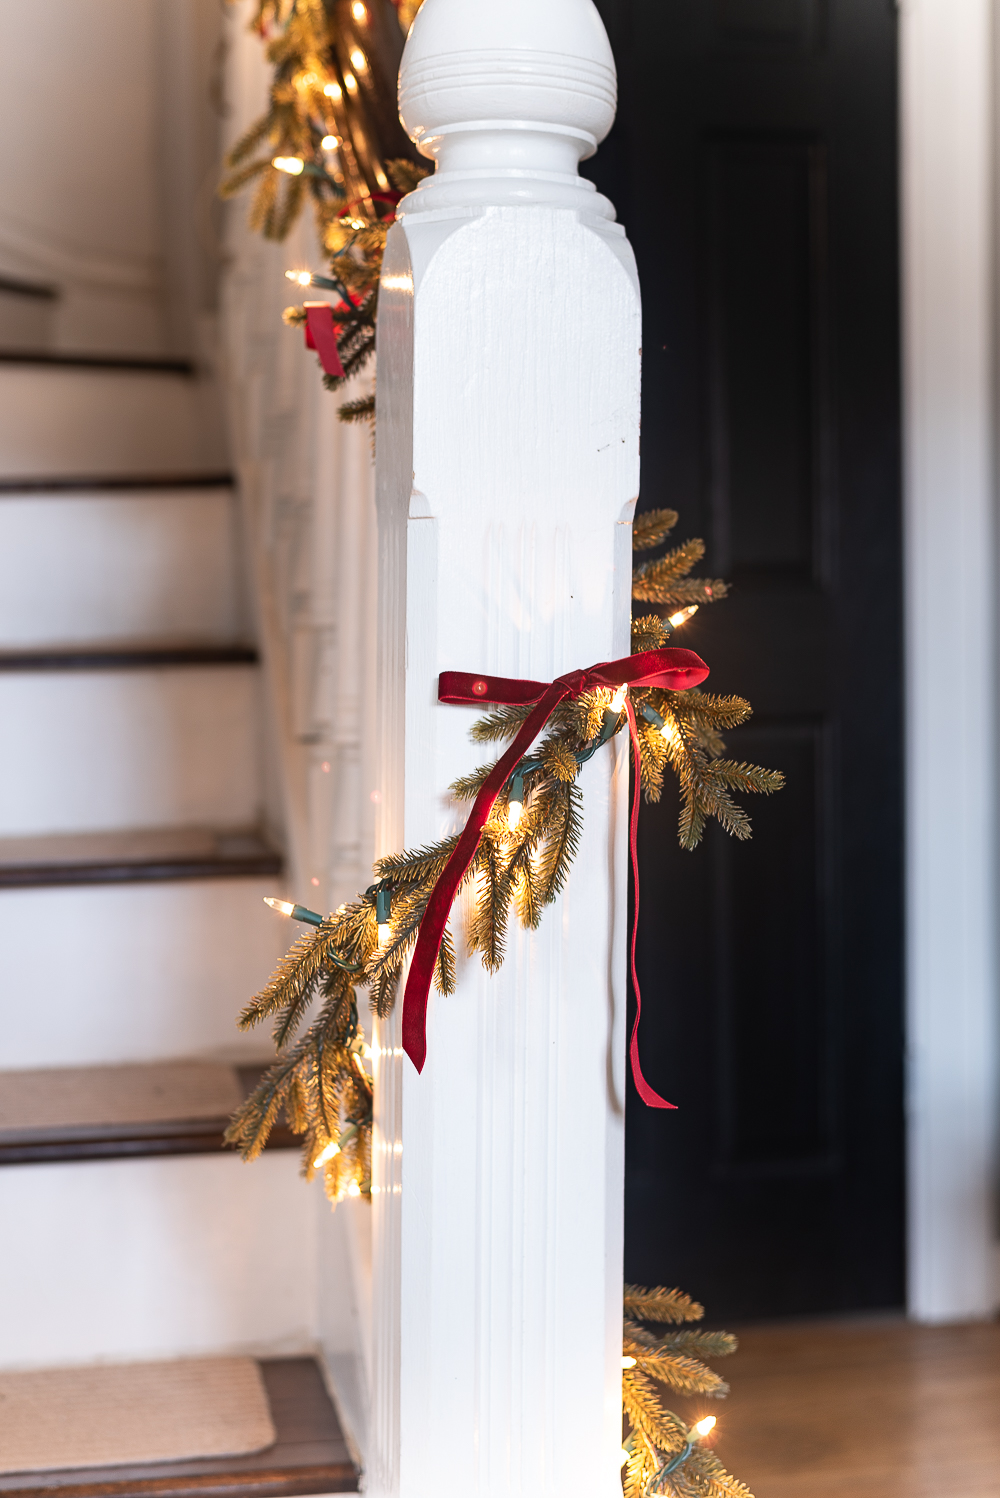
xmin=0 ymin=1062 xmax=243 ymax=1133
xmin=0 ymin=1357 xmax=276 ymax=1473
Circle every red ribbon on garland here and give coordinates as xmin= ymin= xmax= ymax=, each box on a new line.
xmin=304 ymin=303 xmax=345 ymax=378
xmin=401 ymin=646 xmax=711 ymax=1106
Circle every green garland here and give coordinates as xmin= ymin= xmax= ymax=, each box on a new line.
xmin=225 ymin=511 xmax=781 ymax=1194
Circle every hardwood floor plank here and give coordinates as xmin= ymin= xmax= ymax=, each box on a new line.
xmin=670 ymin=1318 xmax=1000 ymax=1497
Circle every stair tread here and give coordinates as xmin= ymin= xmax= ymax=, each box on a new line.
xmin=0 ymin=351 xmax=195 ymax=375
xmin=0 ymin=1061 xmax=296 ymax=1164
xmin=0 ymin=473 xmax=233 ymax=494
xmin=0 ymin=1357 xmax=358 ymax=1497
xmin=0 ymin=828 xmax=282 ymax=889
xmin=0 ymin=644 xmax=259 ymax=672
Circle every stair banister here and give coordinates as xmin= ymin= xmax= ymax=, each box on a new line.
xmin=371 ymin=2 xmax=639 ymax=1494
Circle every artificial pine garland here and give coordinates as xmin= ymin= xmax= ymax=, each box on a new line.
xmin=226 ymin=513 xmax=781 ymax=1187
xmin=222 ymin=6 xmax=779 ymax=1491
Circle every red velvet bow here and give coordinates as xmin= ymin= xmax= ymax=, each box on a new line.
xmin=402 ymin=646 xmax=711 ymax=1107
xmin=304 ymin=303 xmax=345 ymax=378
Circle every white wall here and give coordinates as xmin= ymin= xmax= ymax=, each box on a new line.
xmin=0 ymin=0 xmax=225 ymax=357
xmin=901 ymin=0 xmax=1000 ymax=1321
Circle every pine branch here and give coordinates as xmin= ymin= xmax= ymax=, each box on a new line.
xmin=625 ymin=1285 xmax=704 ymax=1324
xmin=339 ymin=394 xmax=375 ymax=423
xmin=633 ymin=508 xmax=679 ymax=551
xmin=633 ymin=1351 xmax=729 ymax=1399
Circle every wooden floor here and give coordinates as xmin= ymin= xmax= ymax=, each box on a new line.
xmin=678 ymin=1317 xmax=1000 ymax=1497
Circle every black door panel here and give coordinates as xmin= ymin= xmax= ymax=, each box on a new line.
xmin=589 ymin=0 xmax=904 ymax=1318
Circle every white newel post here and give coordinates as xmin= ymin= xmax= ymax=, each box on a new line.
xmin=371 ymin=2 xmax=640 ymax=1495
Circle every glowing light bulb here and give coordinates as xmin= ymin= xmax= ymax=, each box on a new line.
xmin=324 ymin=80 xmax=342 ymax=98
xmin=321 ymin=134 xmax=340 ymax=150
xmin=374 ymin=167 xmax=389 ymax=189
xmin=375 ymin=886 xmax=392 ymax=948
xmin=693 ymin=1416 xmax=716 ymax=1439
xmin=610 ymin=684 xmax=628 ymax=713
xmin=619 ymin=1450 xmax=629 ymax=1469
xmin=313 ymin=1140 xmax=341 ymax=1168
xmin=351 ymin=0 xmax=367 ymax=16
xmin=361 ymin=1043 xmax=373 ymax=1060
xmin=264 ymin=897 xmax=295 ymax=916
xmin=507 ymin=772 xmax=525 ymax=833
xmin=346 ymin=1180 xmax=362 ymax=1197
xmin=350 ymin=48 xmax=367 ymax=70
xmin=273 ymin=156 xmax=304 ymax=175
xmin=660 ymin=720 xmax=679 ymax=747
xmin=285 ymin=268 xmax=313 ymax=287
xmin=343 ymin=71 xmax=357 ymax=92
xmin=621 ymin=1356 xmax=637 ymax=1369
xmin=668 ymin=605 xmax=699 ymax=629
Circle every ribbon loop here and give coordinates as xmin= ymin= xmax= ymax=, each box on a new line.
xmin=402 ymin=646 xmax=710 ymax=1105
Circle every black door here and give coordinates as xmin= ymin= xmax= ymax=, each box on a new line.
xmin=588 ymin=0 xmax=904 ymax=1318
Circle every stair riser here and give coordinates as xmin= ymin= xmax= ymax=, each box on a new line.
xmin=0 ymin=1154 xmax=317 ymax=1370
xmin=0 ymin=367 xmax=225 ymax=476
xmin=0 ymin=880 xmax=288 ymax=1068
xmin=0 ymin=489 xmax=243 ymax=647
xmin=0 ymin=669 xmax=262 ymax=835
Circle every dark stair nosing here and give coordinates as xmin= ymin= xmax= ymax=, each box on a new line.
xmin=0 ymin=831 xmax=283 ymax=891
xmin=0 ymin=275 xmax=58 ymax=301
xmin=0 ymin=350 xmax=196 ymax=375
xmin=0 ymin=1067 xmax=297 ymax=1168
xmin=0 ymin=644 xmax=259 ymax=673
xmin=0 ymin=473 xmax=234 ymax=495
xmin=0 ymin=1357 xmax=359 ymax=1498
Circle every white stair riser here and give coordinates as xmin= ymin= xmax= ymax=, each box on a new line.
xmin=0 ymin=1154 xmax=317 ymax=1370
xmin=0 ymin=668 xmax=261 ymax=835
xmin=0 ymin=879 xmax=288 ymax=1068
xmin=0 ymin=489 xmax=243 ymax=647
xmin=0 ymin=366 xmax=225 ymax=476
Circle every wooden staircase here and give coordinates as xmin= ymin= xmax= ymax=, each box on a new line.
xmin=0 ymin=354 xmax=358 ymax=1493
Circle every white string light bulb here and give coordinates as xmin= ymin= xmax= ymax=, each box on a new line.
xmin=611 ymin=684 xmax=628 ymax=713
xmin=313 ymin=1140 xmax=341 ymax=1168
xmin=668 ymin=605 xmax=699 ymax=629
xmin=273 ymin=156 xmax=305 ymax=175
xmin=264 ymin=897 xmax=295 ymax=916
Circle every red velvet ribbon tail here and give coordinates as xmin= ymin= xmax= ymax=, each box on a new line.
xmin=304 ymin=304 xmax=345 ymax=378
xmin=401 ymin=682 xmax=571 ymax=1070
xmin=625 ymin=699 xmax=676 ymax=1109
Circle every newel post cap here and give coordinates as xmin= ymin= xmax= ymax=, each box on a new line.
xmin=395 ymin=0 xmax=619 ymax=215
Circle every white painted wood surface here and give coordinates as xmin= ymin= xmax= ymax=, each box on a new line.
xmin=901 ymin=0 xmax=999 ymax=1320
xmin=371 ymin=3 xmax=637 ymax=1494
xmin=0 ymin=487 xmax=244 ymax=647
